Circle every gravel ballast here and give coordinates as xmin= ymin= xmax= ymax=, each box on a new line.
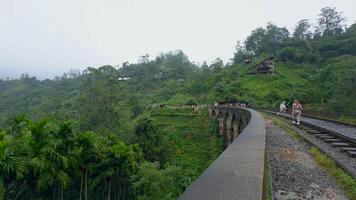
xmin=294 ymin=124 xmax=356 ymax=178
xmin=266 ymin=118 xmax=348 ymax=200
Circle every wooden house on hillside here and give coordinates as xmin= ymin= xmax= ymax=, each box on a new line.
xmin=255 ymin=57 xmax=274 ymax=74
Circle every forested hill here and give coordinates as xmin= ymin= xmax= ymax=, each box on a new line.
xmin=1 ymin=18 xmax=356 ymax=128
xmin=0 ymin=7 xmax=356 ymax=199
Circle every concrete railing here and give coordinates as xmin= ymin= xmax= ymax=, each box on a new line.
xmin=179 ymin=108 xmax=266 ymax=200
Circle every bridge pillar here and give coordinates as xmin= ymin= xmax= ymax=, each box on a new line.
xmin=212 ymin=108 xmax=249 ymax=148
xmin=218 ymin=117 xmax=225 ymax=136
xmin=208 ymin=108 xmax=213 ymax=116
xmin=225 ymin=119 xmax=232 ymax=147
xmin=232 ymin=121 xmax=240 ymax=141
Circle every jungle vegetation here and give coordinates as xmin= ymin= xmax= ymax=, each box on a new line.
xmin=0 ymin=7 xmax=355 ymax=199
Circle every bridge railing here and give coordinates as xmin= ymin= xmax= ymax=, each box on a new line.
xmin=179 ymin=107 xmax=266 ymax=200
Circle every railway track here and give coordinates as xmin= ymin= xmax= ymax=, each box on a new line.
xmin=261 ymin=109 xmax=356 ymax=158
xmin=259 ymin=109 xmax=356 ymax=178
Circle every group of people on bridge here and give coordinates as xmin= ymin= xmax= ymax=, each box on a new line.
xmin=278 ymin=99 xmax=303 ymax=125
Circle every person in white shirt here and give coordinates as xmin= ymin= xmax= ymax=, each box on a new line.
xmin=278 ymin=101 xmax=287 ymax=115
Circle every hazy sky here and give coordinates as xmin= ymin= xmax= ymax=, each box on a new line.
xmin=1 ymin=0 xmax=355 ymax=79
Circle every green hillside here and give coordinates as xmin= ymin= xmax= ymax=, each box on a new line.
xmin=151 ymin=108 xmax=223 ymax=176
xmin=0 ymin=6 xmax=355 ymax=199
xmin=126 ymin=108 xmax=224 ymax=199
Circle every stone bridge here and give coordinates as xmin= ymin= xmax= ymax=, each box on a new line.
xmin=208 ymin=106 xmax=251 ymax=147
xmin=179 ymin=106 xmax=266 ymax=200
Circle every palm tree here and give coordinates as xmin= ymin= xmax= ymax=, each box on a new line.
xmin=27 ymin=119 xmax=72 ymax=200
xmin=1 ymin=117 xmax=141 ymax=200
xmin=0 ymin=121 xmax=30 ymax=200
xmin=98 ymin=134 xmax=141 ymax=200
xmin=76 ymin=131 xmax=104 ymax=200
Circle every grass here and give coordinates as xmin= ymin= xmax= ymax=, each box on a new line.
xmin=236 ymin=64 xmax=309 ymax=101
xmin=310 ymin=147 xmax=356 ymax=200
xmin=338 ymin=115 xmax=356 ymax=125
xmin=264 ymin=152 xmax=272 ymax=200
xmin=151 ymin=107 xmax=224 ymax=181
xmin=262 ymin=113 xmax=301 ymax=140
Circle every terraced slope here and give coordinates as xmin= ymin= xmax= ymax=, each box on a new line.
xmin=151 ymin=108 xmax=224 ymax=179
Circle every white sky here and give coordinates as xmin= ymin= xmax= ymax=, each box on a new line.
xmin=0 ymin=0 xmax=355 ymax=79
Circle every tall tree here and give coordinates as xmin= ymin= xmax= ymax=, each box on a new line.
xmin=76 ymin=131 xmax=104 ymax=200
xmin=245 ymin=27 xmax=266 ymax=56
xmin=78 ymin=66 xmax=121 ymax=132
xmin=317 ymin=7 xmax=346 ymax=36
xmin=264 ymin=23 xmax=290 ymax=54
xmin=134 ymin=117 xmax=163 ymax=162
xmin=233 ymin=40 xmax=253 ymax=64
xmin=293 ymin=19 xmax=312 ymax=39
xmin=245 ymin=23 xmax=289 ymax=56
xmin=209 ymin=58 xmax=224 ymax=71
xmin=0 ymin=130 xmax=28 ymax=200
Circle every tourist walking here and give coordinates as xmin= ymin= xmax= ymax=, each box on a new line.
xmin=292 ymin=99 xmax=303 ymax=125
xmin=278 ymin=101 xmax=287 ymax=115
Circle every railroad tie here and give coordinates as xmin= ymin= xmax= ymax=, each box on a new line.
xmin=315 ymin=134 xmax=333 ymax=139
xmin=346 ymin=151 xmax=356 ymax=158
xmin=307 ymin=130 xmax=322 ymax=134
xmin=331 ymin=142 xmax=350 ymax=147
xmin=340 ymin=147 xmax=356 ymax=151
xmin=323 ymin=138 xmax=342 ymax=143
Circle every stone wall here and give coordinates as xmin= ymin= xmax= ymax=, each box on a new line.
xmin=179 ymin=107 xmax=266 ymax=200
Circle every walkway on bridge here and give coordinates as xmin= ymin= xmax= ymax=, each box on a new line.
xmin=179 ymin=108 xmax=266 ymax=200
